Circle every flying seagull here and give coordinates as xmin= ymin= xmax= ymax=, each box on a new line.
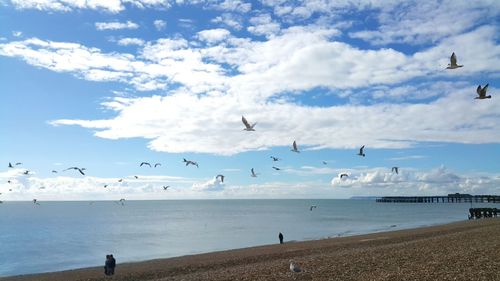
xmin=270 ymin=156 xmax=281 ymax=161
xmin=118 ymin=179 xmax=123 ymax=182
xmin=290 ymin=260 xmax=302 ymax=273
xmin=23 ymin=170 xmax=30 ymax=175
xmin=216 ymin=174 xmax=225 ymax=183
xmin=322 ymin=161 xmax=327 ymax=165
xmin=140 ymin=162 xmax=151 ymax=167
xmin=475 ymin=84 xmax=491 ymax=99
xmin=15 ymin=162 xmax=22 ymax=166
xmin=446 ymin=52 xmax=463 ymax=69
xmin=154 ymin=163 xmax=161 ymax=168
xmin=183 ymin=158 xmax=199 ymax=168
xmin=163 ymin=185 xmax=170 ymax=190
xmin=118 ymin=198 xmax=125 ymax=206
xmin=357 ymin=145 xmax=365 ymax=157
xmin=7 ymin=180 xmax=12 ymax=184
xmin=33 ymin=199 xmax=40 ymax=205
xmin=104 ymin=184 xmax=108 ymax=188
xmin=310 ymin=205 xmax=317 ymax=211
xmin=51 ymin=170 xmax=58 ymax=173
xmin=340 ymin=173 xmax=349 ymax=179
xmin=64 ymin=167 xmax=86 ymax=175
xmin=134 ymin=176 xmax=139 ymax=179
xmin=8 ymin=162 xmax=13 ymax=168
xmin=251 ymin=168 xmax=258 ymax=177
xmin=291 ymin=140 xmax=300 ymax=153
xmin=241 ymin=116 xmax=256 ymax=131
xmin=392 ymin=167 xmax=399 ymax=174
xmin=272 ymin=166 xmax=281 ymax=171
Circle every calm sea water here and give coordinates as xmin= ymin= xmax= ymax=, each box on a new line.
xmin=0 ymin=199 xmax=496 ymax=276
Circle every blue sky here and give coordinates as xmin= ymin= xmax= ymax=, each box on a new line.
xmin=1 ymin=0 xmax=499 ymax=200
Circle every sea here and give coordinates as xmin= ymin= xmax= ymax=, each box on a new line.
xmin=0 ymin=199 xmax=496 ymax=276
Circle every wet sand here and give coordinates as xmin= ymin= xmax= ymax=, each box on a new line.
xmin=3 ymin=218 xmax=500 ymax=281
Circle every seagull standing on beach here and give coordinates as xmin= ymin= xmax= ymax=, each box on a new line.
xmin=291 ymin=141 xmax=300 ymax=153
xmin=216 ymin=174 xmax=225 ymax=183
xmin=475 ymin=84 xmax=491 ymax=99
xmin=392 ymin=167 xmax=399 ymax=174
xmin=242 ymin=116 xmax=256 ymax=131
xmin=357 ymin=145 xmax=365 ymax=157
xmin=183 ymin=158 xmax=199 ymax=168
xmin=290 ymin=261 xmax=302 ymax=273
xmin=251 ymin=168 xmax=258 ymax=177
xmin=64 ymin=167 xmax=86 ymax=175
xmin=446 ymin=52 xmax=463 ymax=69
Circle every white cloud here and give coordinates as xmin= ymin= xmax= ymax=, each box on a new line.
xmin=9 ymin=0 xmax=171 ymax=13
xmin=208 ymin=0 xmax=251 ymax=13
xmin=48 ymin=84 xmax=500 ymax=155
xmin=388 ymin=155 xmax=427 ymax=161
xmin=192 ymin=176 xmax=224 ymax=191
xmin=211 ymin=13 xmax=243 ymax=30
xmin=246 ymin=13 xmax=280 ymax=37
xmin=330 ymin=166 xmax=500 ymax=196
xmin=349 ymin=1 xmax=500 ymax=45
xmin=117 ymin=37 xmax=145 ymax=46
xmin=95 ymin=21 xmax=140 ymax=30
xmin=154 ymin=19 xmax=167 ymax=30
xmin=197 ymin=28 xmax=231 ymax=44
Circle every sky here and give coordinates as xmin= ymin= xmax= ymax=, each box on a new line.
xmin=0 ymin=0 xmax=499 ymax=200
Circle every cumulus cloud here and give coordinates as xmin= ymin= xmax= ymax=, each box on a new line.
xmin=331 ymin=166 xmax=500 ymax=196
xmin=95 ymin=21 xmax=140 ymax=30
xmin=348 ymin=1 xmax=500 ymax=45
xmin=117 ymin=37 xmax=145 ymax=46
xmin=49 ymin=83 xmax=500 ymax=155
xmin=192 ymin=176 xmax=225 ymax=191
xmin=211 ymin=13 xmax=243 ymax=30
xmin=197 ymin=28 xmax=231 ymax=44
xmin=208 ymin=0 xmax=251 ymax=13
xmin=9 ymin=0 xmax=171 ymax=13
xmin=154 ymin=19 xmax=167 ymax=30
xmin=246 ymin=13 xmax=280 ymax=37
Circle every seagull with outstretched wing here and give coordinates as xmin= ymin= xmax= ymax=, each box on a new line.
xmin=242 ymin=116 xmax=256 ymax=131
xmin=475 ymin=84 xmax=491 ymax=99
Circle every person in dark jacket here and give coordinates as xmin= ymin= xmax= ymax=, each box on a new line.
xmin=109 ymin=254 xmax=116 ymax=275
xmin=279 ymin=232 xmax=284 ymax=244
xmin=104 ymin=255 xmax=112 ymax=275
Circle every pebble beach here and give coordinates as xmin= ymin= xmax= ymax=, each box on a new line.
xmin=3 ymin=218 xmax=499 ymax=281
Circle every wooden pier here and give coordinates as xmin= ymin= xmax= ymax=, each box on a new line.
xmin=376 ymin=193 xmax=500 ymax=203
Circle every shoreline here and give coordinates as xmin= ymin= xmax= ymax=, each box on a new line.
xmin=2 ymin=218 xmax=500 ymax=281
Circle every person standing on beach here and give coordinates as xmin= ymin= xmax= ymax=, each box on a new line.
xmin=279 ymin=232 xmax=284 ymax=244
xmin=104 ymin=255 xmax=112 ymax=275
xmin=109 ymin=254 xmax=116 ymax=275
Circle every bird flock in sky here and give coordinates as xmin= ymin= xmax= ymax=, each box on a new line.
xmin=1 ymin=52 xmax=493 ymax=206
